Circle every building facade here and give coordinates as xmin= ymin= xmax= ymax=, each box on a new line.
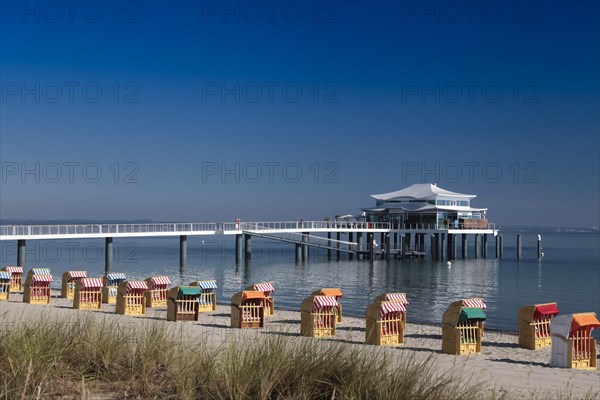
xmin=362 ymin=183 xmax=488 ymax=230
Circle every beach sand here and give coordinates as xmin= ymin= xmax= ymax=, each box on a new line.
xmin=1 ymin=290 xmax=598 ymax=399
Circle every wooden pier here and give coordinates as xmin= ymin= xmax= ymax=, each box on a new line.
xmin=0 ymin=220 xmax=506 ymax=270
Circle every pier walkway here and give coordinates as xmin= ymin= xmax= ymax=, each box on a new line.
xmin=0 ymin=221 xmax=502 ymax=270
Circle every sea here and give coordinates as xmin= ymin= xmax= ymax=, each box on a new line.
xmin=1 ymin=229 xmax=598 ymax=335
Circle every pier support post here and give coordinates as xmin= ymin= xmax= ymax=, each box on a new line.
xmin=393 ymin=233 xmax=398 ymax=257
xmin=348 ymin=232 xmax=354 ymax=260
xmin=516 ymin=235 xmax=522 ymax=260
xmin=452 ymin=234 xmax=457 ymax=259
xmin=430 ymin=235 xmax=436 ymax=259
xmin=367 ymin=232 xmax=374 ymax=261
xmin=235 ymin=234 xmax=242 ymax=264
xmin=433 ymin=233 xmax=439 ymax=260
xmin=336 ymin=232 xmax=341 ymax=260
xmin=295 ymin=243 xmax=302 ymax=262
xmin=440 ymin=234 xmax=446 ymax=260
xmin=244 ymin=234 xmax=252 ymax=261
xmin=446 ymin=234 xmax=454 ymax=260
xmin=474 ymin=234 xmax=479 ymax=258
xmin=302 ymin=232 xmax=309 ymax=262
xmin=483 ymin=234 xmax=488 ymax=258
xmin=385 ymin=234 xmax=391 ymax=260
xmin=357 ymin=233 xmax=363 ymax=260
xmin=399 ymin=235 xmax=404 ymax=259
xmin=405 ymin=233 xmax=411 ymax=254
xmin=499 ymin=235 xmax=503 ymax=258
xmin=17 ymin=240 xmax=26 ymax=267
xmin=327 ymin=232 xmax=332 ymax=259
xmin=105 ymin=237 xmax=113 ymax=274
xmin=179 ymin=235 xmax=187 ymax=271
xmin=537 ymin=235 xmax=542 ymax=258
xmin=461 ymin=234 xmax=466 ymax=259
xmin=495 ymin=235 xmax=501 ymax=258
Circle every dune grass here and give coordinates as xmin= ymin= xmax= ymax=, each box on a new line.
xmin=0 ymin=315 xmax=596 ymax=399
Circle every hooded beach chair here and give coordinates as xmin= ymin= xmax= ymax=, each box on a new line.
xmin=23 ymin=268 xmax=53 ymax=304
xmin=189 ymin=280 xmax=217 ymax=312
xmin=366 ymin=294 xmax=409 ymax=346
xmin=0 ymin=271 xmax=11 ymax=300
xmin=442 ymin=298 xmax=487 ymax=355
xmin=518 ymin=302 xmax=560 ymax=349
xmin=167 ymin=286 xmax=201 ymax=321
xmin=1 ymin=266 xmax=23 ymax=292
xmin=145 ymin=276 xmax=171 ymax=307
xmin=102 ymin=273 xmax=126 ymax=304
xmin=301 ymin=295 xmax=339 ymax=338
xmin=550 ymin=312 xmax=599 ymax=369
xmin=246 ymin=282 xmax=275 ymax=316
xmin=61 ymin=271 xmax=87 ymax=299
xmin=374 ymin=292 xmax=409 ymax=330
xmin=115 ymin=280 xmax=149 ymax=316
xmin=73 ymin=278 xmax=103 ymax=310
xmin=231 ymin=290 xmax=265 ymax=328
xmin=311 ymin=288 xmax=343 ymax=322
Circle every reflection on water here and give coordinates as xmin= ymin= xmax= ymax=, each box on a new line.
xmin=1 ymin=232 xmax=598 ymax=334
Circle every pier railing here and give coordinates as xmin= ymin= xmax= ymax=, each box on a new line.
xmin=241 ymin=221 xmax=391 ymax=231
xmin=0 ymin=220 xmax=495 ymax=239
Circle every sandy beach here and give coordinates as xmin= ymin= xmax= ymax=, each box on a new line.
xmin=1 ymin=290 xmax=598 ymax=399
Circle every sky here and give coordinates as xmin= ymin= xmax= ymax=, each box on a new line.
xmin=0 ymin=0 xmax=598 ymax=227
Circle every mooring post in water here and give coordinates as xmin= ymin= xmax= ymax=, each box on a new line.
xmin=105 ymin=237 xmax=113 ymax=274
xmin=537 ymin=234 xmax=543 ymax=258
xmin=179 ymin=235 xmax=187 ymax=271
xmin=516 ymin=234 xmax=522 ymax=260
xmin=17 ymin=239 xmax=26 ymax=267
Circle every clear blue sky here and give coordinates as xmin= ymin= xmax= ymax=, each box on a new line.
xmin=1 ymin=0 xmax=598 ymax=227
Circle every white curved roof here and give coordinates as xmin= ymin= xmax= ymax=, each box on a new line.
xmin=371 ymin=183 xmax=476 ymax=201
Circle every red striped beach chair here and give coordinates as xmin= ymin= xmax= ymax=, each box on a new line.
xmin=366 ymin=294 xmax=408 ymax=346
xmin=61 ymin=271 xmax=87 ymax=299
xmin=145 ymin=276 xmax=171 ymax=308
xmin=301 ymin=295 xmax=338 ymax=338
xmin=311 ymin=288 xmax=343 ymax=322
xmin=116 ymin=281 xmax=148 ymax=315
xmin=23 ymin=268 xmax=53 ymax=304
xmin=73 ymin=278 xmax=103 ymax=310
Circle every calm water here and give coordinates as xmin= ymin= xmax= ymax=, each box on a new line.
xmin=2 ymin=230 xmax=598 ymax=334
